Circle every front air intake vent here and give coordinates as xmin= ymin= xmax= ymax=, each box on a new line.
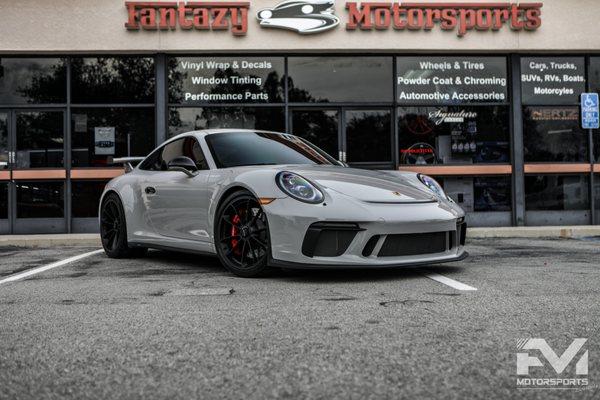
xmin=378 ymin=232 xmax=447 ymax=257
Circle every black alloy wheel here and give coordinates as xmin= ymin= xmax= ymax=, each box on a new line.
xmin=100 ymin=193 xmax=147 ymax=258
xmin=215 ymin=191 xmax=270 ymax=277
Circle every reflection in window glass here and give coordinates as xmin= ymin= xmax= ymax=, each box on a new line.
xmin=0 ymin=58 xmax=67 ymax=104
xmin=72 ymin=181 xmax=108 ymax=218
xmin=71 ymin=108 xmax=155 ymax=167
xmin=17 ymin=181 xmax=64 ymax=218
xmin=442 ymin=176 xmax=511 ymax=213
xmin=595 ymin=175 xmax=600 ymax=225
xmin=0 ymin=183 xmax=7 ymax=219
xmin=291 ymin=110 xmax=339 ymax=159
xmin=346 ymin=110 xmax=391 ymax=163
xmin=591 ymin=57 xmax=600 ymax=96
xmin=523 ymin=106 xmax=588 ymax=162
xmin=168 ymin=57 xmax=284 ymax=104
xmin=16 ymin=111 xmax=64 ymax=168
xmin=288 ymin=57 xmax=393 ymax=103
xmin=525 ymin=175 xmax=589 ymax=211
xmin=398 ymin=106 xmax=510 ymax=165
xmin=0 ymin=112 xmax=7 ymax=167
xmin=71 ymin=57 xmax=155 ymax=104
xmin=168 ymin=107 xmax=284 ymax=138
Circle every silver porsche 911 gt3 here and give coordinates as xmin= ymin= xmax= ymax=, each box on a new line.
xmin=99 ymin=129 xmax=468 ymax=277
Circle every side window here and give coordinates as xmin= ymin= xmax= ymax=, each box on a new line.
xmin=139 ymin=137 xmax=209 ymax=171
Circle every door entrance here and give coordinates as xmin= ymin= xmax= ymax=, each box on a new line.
xmin=0 ymin=109 xmax=66 ymax=234
xmin=289 ymin=108 xmax=393 ymax=169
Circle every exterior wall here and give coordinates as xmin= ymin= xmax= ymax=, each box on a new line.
xmin=0 ymin=0 xmax=598 ymax=54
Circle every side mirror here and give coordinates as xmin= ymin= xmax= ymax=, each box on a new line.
xmin=168 ymin=156 xmax=199 ymax=177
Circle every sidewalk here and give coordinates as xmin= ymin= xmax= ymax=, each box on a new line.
xmin=1 ymin=227 xmax=600 ymax=248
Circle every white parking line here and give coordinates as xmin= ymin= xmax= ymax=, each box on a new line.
xmin=0 ymin=249 xmax=104 ymax=285
xmin=420 ymin=271 xmax=478 ymax=291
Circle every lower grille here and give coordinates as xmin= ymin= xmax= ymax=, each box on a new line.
xmin=378 ymin=232 xmax=447 ymax=257
xmin=302 ymin=222 xmax=363 ymax=257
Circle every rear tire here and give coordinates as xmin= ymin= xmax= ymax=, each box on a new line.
xmin=215 ymin=190 xmax=270 ymax=277
xmin=100 ymin=192 xmax=147 ymax=258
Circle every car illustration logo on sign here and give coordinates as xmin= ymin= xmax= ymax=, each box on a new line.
xmin=256 ymin=0 xmax=340 ymax=34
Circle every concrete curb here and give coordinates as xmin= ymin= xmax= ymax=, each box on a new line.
xmin=0 ymin=227 xmax=599 ymax=248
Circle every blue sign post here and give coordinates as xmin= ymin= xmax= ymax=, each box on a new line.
xmin=581 ymin=93 xmax=599 ymax=129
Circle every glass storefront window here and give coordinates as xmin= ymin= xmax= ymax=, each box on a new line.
xmin=521 ymin=57 xmax=585 ymax=106
xmin=16 ymin=181 xmax=64 ymax=218
xmin=595 ymin=175 xmax=600 ymax=225
xmin=72 ymin=180 xmax=108 ymax=218
xmin=288 ymin=57 xmax=393 ymax=103
xmin=525 ymin=175 xmax=590 ymax=211
xmin=168 ymin=57 xmax=284 ymax=105
xmin=71 ymin=57 xmax=155 ymax=104
xmin=291 ymin=110 xmax=339 ymax=158
xmin=71 ymin=108 xmax=155 ymax=167
xmin=0 ymin=58 xmax=67 ymax=104
xmin=398 ymin=106 xmax=509 ymax=165
xmin=16 ymin=111 xmax=64 ymax=168
xmin=523 ymin=106 xmax=588 ymax=162
xmin=441 ymin=177 xmax=512 ymax=213
xmin=396 ymin=57 xmax=508 ymax=105
xmin=346 ymin=110 xmax=391 ymax=163
xmin=0 ymin=183 xmax=7 ymax=219
xmin=168 ymin=107 xmax=284 ymax=138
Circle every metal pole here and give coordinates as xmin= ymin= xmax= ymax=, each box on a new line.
xmin=155 ymin=54 xmax=167 ymax=145
xmin=510 ymin=55 xmax=525 ymax=226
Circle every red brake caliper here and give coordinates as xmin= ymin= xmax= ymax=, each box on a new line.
xmin=231 ymin=214 xmax=242 ymax=256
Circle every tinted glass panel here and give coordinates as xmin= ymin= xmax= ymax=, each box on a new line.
xmin=346 ymin=110 xmax=391 ymax=163
xmin=72 ymin=180 xmax=108 ymax=218
xmin=0 ymin=183 xmax=7 ymax=219
xmin=521 ymin=57 xmax=585 ymax=105
xmin=442 ymin=176 xmax=511 ymax=213
xmin=206 ymin=131 xmax=336 ymax=168
xmin=71 ymin=57 xmax=155 ymax=103
xmin=525 ymin=175 xmax=589 ymax=211
xmin=169 ymin=107 xmax=284 ymax=138
xmin=0 ymin=112 xmax=7 ymax=168
xmin=595 ymin=175 xmax=600 ymax=225
xmin=523 ymin=106 xmax=588 ymax=162
xmin=169 ymin=57 xmax=284 ymax=104
xmin=396 ymin=57 xmax=508 ymax=105
xmin=0 ymin=58 xmax=66 ymax=104
xmin=16 ymin=111 xmax=64 ymax=168
xmin=17 ymin=181 xmax=64 ymax=218
xmin=398 ymin=106 xmax=510 ymax=165
xmin=288 ymin=57 xmax=393 ymax=103
xmin=591 ymin=57 xmax=600 ymax=96
xmin=71 ymin=108 xmax=155 ymax=167
xmin=291 ymin=110 xmax=339 ymax=159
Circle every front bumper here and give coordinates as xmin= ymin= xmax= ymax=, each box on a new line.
xmin=263 ymin=194 xmax=467 ymax=268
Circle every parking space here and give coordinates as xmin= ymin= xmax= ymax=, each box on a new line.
xmin=0 ymin=238 xmax=599 ymax=399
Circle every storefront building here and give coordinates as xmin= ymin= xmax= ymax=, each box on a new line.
xmin=0 ymin=0 xmax=599 ymax=233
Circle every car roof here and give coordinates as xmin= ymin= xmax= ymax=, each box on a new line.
xmin=169 ymin=128 xmax=291 ymax=142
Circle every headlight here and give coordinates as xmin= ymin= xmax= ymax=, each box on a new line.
xmin=417 ymin=174 xmax=452 ymax=201
xmin=276 ymin=171 xmax=324 ymax=204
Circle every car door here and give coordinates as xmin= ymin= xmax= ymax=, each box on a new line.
xmin=142 ymin=136 xmax=212 ymax=242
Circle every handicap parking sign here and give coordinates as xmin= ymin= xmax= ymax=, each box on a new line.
xmin=581 ymin=93 xmax=599 ymax=129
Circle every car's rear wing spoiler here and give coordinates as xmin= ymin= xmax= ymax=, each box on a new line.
xmin=113 ymin=157 xmax=145 ymax=173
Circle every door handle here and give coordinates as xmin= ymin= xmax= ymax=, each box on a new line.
xmin=145 ymin=186 xmax=156 ymax=195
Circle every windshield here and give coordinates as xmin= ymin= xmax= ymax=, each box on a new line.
xmin=205 ymin=131 xmax=338 ymax=168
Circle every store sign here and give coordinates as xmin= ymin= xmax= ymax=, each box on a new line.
xmin=346 ymin=2 xmax=542 ymax=36
xmin=123 ymin=1 xmax=542 ymax=37
xmin=396 ymin=57 xmax=508 ymax=104
xmin=171 ymin=57 xmax=284 ymax=104
xmin=521 ymin=57 xmax=586 ymax=105
xmin=124 ymin=1 xmax=250 ymax=35
xmin=94 ymin=127 xmax=116 ymax=155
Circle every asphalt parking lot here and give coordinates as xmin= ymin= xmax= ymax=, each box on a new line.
xmin=0 ymin=238 xmax=599 ymax=399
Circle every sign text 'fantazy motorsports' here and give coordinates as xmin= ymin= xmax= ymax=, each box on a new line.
xmin=124 ymin=1 xmax=543 ymax=37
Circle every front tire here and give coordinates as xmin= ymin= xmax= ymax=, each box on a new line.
xmin=100 ymin=192 xmax=147 ymax=258
xmin=215 ymin=191 xmax=270 ymax=277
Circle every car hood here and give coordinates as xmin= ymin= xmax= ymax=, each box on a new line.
xmin=277 ymin=165 xmax=438 ymax=203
